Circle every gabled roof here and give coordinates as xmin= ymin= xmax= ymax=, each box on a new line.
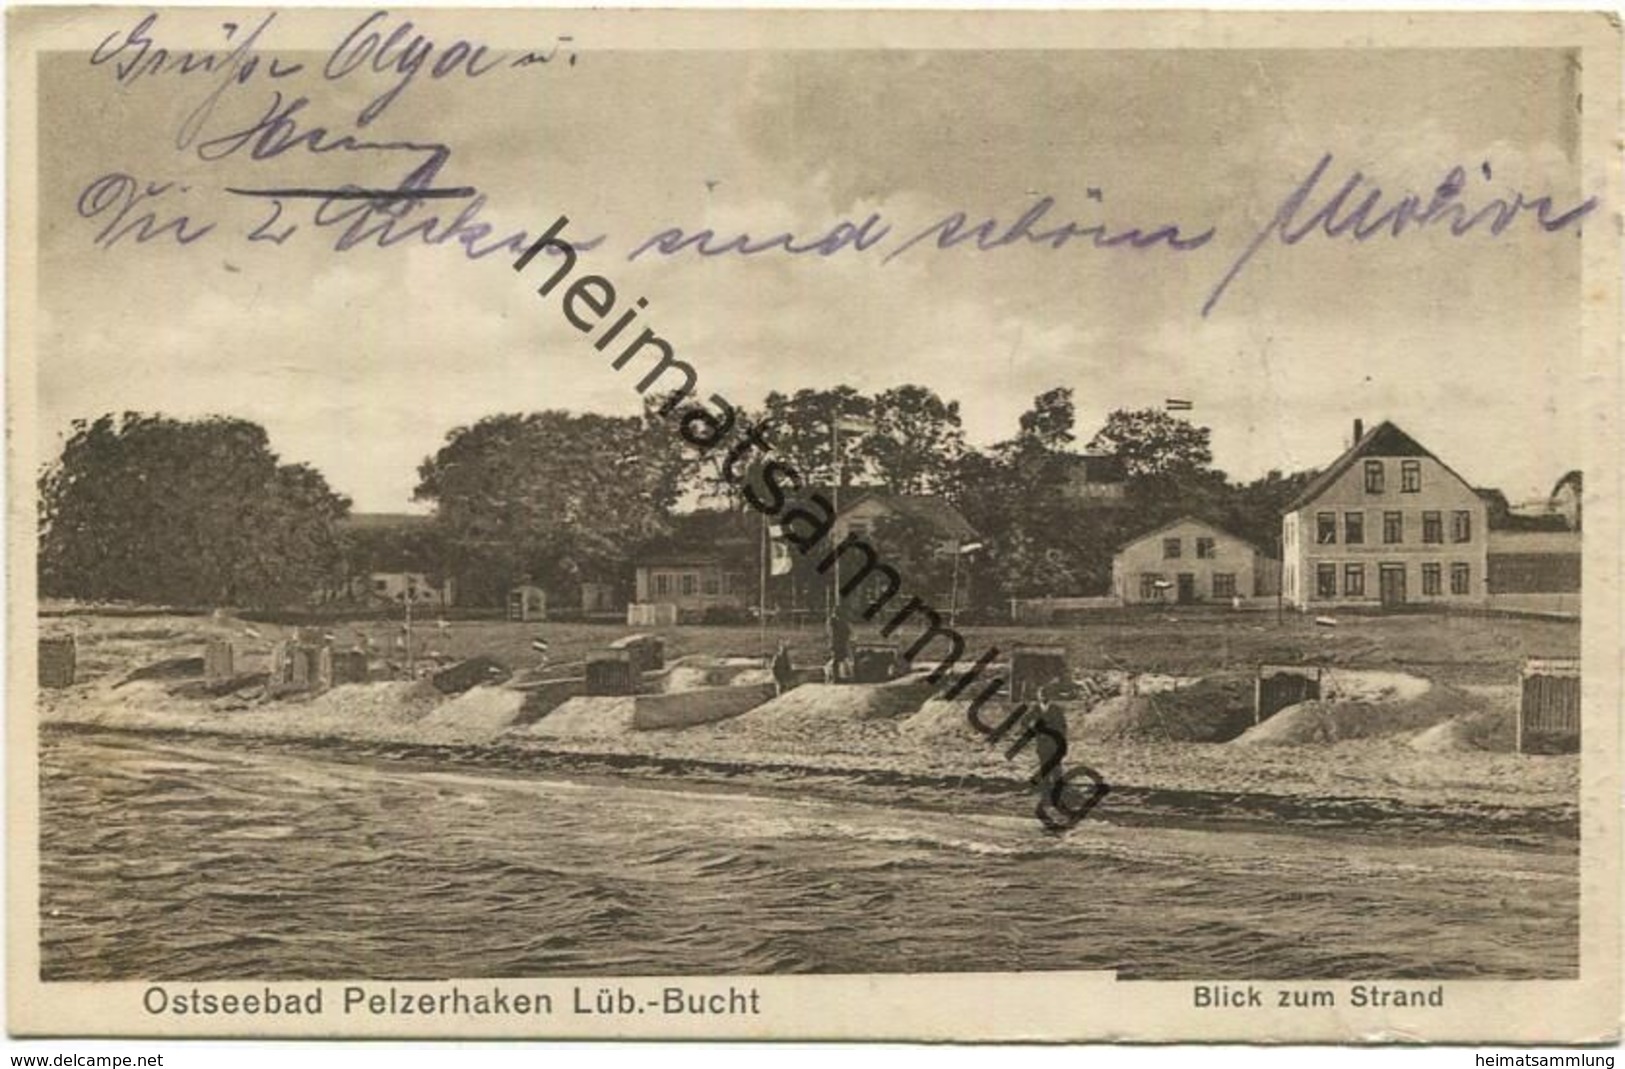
xmin=635 ymin=509 xmax=754 ymax=565
xmin=1115 ymin=514 xmax=1263 ymax=556
xmin=1552 ymin=470 xmax=1582 ymax=498
xmin=836 ymin=490 xmax=979 ymax=541
xmin=1283 ymin=420 xmax=1474 ymax=513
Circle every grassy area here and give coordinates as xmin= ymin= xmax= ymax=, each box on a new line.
xmin=318 ymin=607 xmax=1576 ymax=685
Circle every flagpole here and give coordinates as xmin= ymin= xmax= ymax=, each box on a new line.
xmin=759 ymin=509 xmax=768 ymax=659
xmin=830 ymin=416 xmax=840 ymax=613
xmin=404 ymin=581 xmax=414 ymax=679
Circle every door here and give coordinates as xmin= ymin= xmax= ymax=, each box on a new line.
xmin=1177 ymin=573 xmax=1196 ymax=604
xmin=1379 ymin=564 xmax=1407 ymax=609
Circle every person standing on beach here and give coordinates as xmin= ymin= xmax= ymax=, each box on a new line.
xmin=1031 ymin=680 xmax=1069 ymax=801
xmin=827 ymin=608 xmax=852 ymax=683
xmin=771 ymin=640 xmax=795 ymax=696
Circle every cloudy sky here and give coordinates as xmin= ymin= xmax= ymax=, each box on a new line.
xmin=36 ymin=19 xmax=1594 ymax=512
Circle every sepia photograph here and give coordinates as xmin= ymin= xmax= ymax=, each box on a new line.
xmin=6 ymin=5 xmax=1621 ymax=1044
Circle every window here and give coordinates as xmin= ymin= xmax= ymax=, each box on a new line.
xmin=680 ymin=573 xmax=697 ymax=596
xmin=1345 ymin=512 xmax=1364 ymax=545
xmin=1422 ymin=563 xmax=1442 ymax=596
xmin=1196 ymin=537 xmax=1216 ymax=559
xmin=702 ymin=573 xmax=719 ymax=595
xmin=1344 ymin=564 xmax=1365 ymax=597
xmin=654 ymin=573 xmax=672 ymax=597
xmin=1364 ymin=460 xmax=1385 ymax=494
xmin=1316 ymin=563 xmax=1337 ymax=599
xmin=1139 ymin=574 xmax=1161 ymax=601
xmin=1422 ymin=511 xmax=1443 ymax=544
xmin=1212 ymin=573 xmax=1236 ymax=598
xmin=1451 ymin=510 xmax=1472 ymax=543
xmin=1451 ymin=562 xmax=1471 ymax=595
xmin=1383 ymin=511 xmax=1404 ymax=544
xmin=1163 ymin=537 xmax=1181 ymax=559
xmin=1401 ymin=460 xmax=1421 ymax=493
xmin=1316 ymin=512 xmax=1337 ymax=545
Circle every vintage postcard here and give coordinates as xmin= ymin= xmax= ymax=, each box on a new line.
xmin=6 ymin=5 xmax=1622 ymax=1044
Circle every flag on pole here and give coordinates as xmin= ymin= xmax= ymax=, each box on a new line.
xmin=768 ymin=524 xmax=793 ymax=575
xmin=1164 ymin=399 xmax=1193 ymax=411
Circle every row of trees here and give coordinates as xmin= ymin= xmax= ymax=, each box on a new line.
xmin=38 ymin=392 xmax=1321 ymax=610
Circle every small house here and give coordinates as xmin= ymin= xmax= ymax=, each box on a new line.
xmin=1049 ymin=453 xmax=1128 ymax=506
xmin=338 ymin=513 xmax=454 ymax=607
xmin=632 ymin=549 xmax=753 ymax=621
xmin=365 ymin=571 xmax=454 ymax=607
xmin=1113 ymin=516 xmax=1276 ymax=605
xmin=508 ymin=584 xmax=547 ymax=622
xmin=631 ymin=511 xmax=756 ymax=623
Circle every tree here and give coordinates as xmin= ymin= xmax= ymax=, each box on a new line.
xmin=760 ymin=387 xmax=873 ymax=489
xmin=1221 ymin=468 xmax=1321 ymax=556
xmin=38 ymin=413 xmax=351 ymax=607
xmin=1086 ymin=408 xmax=1214 ymax=479
xmin=860 ymin=385 xmax=966 ymax=494
xmin=413 ymin=407 xmax=691 ymax=604
xmin=1017 ymin=386 xmax=1076 ymax=452
xmin=949 ymin=389 xmax=1120 ymax=600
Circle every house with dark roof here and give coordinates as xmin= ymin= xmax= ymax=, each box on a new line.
xmin=1281 ymin=420 xmax=1488 ymax=610
xmin=1111 ymin=515 xmax=1279 ymax=605
xmin=630 ymin=510 xmax=757 ymax=622
xmin=829 ymin=488 xmax=980 ymax=547
xmin=823 ymin=488 xmax=981 ymax=615
xmin=1049 ymin=453 xmax=1128 ymax=506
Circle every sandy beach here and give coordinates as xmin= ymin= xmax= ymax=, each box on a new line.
xmin=37 ymin=610 xmax=1580 ymax=845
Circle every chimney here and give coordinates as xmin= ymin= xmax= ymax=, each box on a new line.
xmin=1352 ymin=418 xmax=1365 ymax=445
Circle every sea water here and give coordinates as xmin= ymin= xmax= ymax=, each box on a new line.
xmin=39 ymin=729 xmax=1577 ymax=981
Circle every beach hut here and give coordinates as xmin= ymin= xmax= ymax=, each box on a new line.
xmin=508 ymin=584 xmax=547 ymax=622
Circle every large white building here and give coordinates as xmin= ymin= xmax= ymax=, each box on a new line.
xmin=1281 ymin=420 xmax=1487 ymax=610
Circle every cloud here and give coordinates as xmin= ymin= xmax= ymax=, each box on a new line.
xmin=36 ymin=46 xmax=1589 ymax=509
